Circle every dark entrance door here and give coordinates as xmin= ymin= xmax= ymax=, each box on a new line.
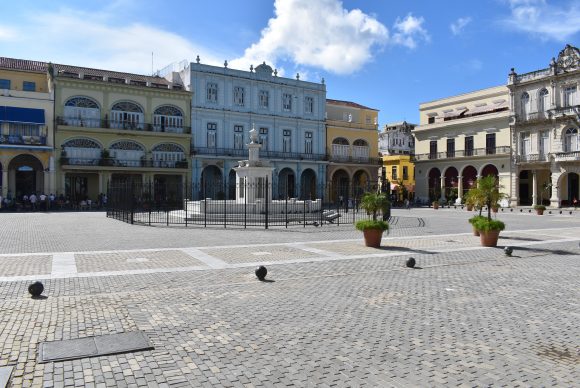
xmin=569 ymin=173 xmax=579 ymax=205
xmin=16 ymin=169 xmax=36 ymax=196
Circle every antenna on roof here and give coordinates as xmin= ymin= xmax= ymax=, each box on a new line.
xmin=151 ymin=52 xmax=154 ymax=76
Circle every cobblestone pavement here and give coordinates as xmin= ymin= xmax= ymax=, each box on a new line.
xmin=0 ymin=209 xmax=579 ymax=387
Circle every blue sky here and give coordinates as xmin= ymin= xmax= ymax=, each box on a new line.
xmin=1 ymin=0 xmax=579 ymax=125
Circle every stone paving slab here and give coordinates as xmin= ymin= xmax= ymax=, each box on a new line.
xmin=0 ymin=255 xmax=51 ymax=277
xmin=39 ymin=332 xmax=153 ymax=363
xmin=0 ymin=366 xmax=13 ymax=388
xmin=76 ymin=250 xmax=204 ymax=273
xmin=202 ymin=245 xmax=320 ymax=264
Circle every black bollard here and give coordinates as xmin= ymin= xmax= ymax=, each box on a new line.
xmin=255 ymin=266 xmax=267 ymax=281
xmin=28 ymin=281 xmax=44 ymax=297
xmin=405 ymin=257 xmax=416 ymax=268
xmin=504 ymin=246 xmax=513 ymax=257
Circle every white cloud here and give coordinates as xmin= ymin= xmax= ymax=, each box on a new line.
xmin=502 ymin=0 xmax=580 ymax=41
xmin=391 ymin=14 xmax=430 ymax=49
xmin=2 ymin=8 xmax=222 ymax=75
xmin=0 ymin=26 xmax=17 ymax=41
xmin=231 ymin=0 xmax=390 ymax=75
xmin=450 ymin=17 xmax=472 ymax=36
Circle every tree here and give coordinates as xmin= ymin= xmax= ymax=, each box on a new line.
xmin=477 ymin=175 xmax=507 ymax=220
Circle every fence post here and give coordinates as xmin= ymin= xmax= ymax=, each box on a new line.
xmin=265 ymin=177 xmax=269 ymax=230
xmin=203 ymin=183 xmax=207 ymax=228
xmin=224 ymin=179 xmax=227 ymax=229
xmin=130 ymin=183 xmax=135 ymax=225
xmin=244 ymin=180 xmax=247 ymax=229
xmin=184 ymin=178 xmax=188 ymax=228
xmin=285 ymin=196 xmax=288 ymax=228
xmin=303 ymin=199 xmax=306 ymax=228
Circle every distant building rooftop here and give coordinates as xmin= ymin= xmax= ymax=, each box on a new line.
xmin=326 ymin=98 xmax=378 ymax=111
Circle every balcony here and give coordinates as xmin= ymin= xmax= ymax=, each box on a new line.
xmin=414 ymin=146 xmax=511 ymax=161
xmin=327 ymin=154 xmax=383 ymax=165
xmin=0 ymin=134 xmax=47 ymax=146
xmin=60 ymin=157 xmax=188 ymax=169
xmin=56 ymin=116 xmax=191 ymax=134
xmin=514 ymin=105 xmax=580 ymax=124
xmin=192 ymin=147 xmax=328 ymax=162
xmin=554 ymin=151 xmax=580 ymax=162
xmin=516 ymin=153 xmax=550 ymax=163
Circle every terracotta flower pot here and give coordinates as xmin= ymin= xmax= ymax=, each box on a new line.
xmin=432 ymin=203 xmax=439 ymax=209
xmin=480 ymin=230 xmax=500 ymax=247
xmin=536 ymin=209 xmax=544 ymax=215
xmin=473 ymin=226 xmax=480 ymax=236
xmin=362 ymin=229 xmax=384 ymax=248
xmin=492 ymin=207 xmax=498 ymax=213
xmin=467 ymin=205 xmax=473 ymax=211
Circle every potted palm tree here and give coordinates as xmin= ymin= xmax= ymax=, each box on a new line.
xmin=470 ymin=175 xmax=508 ymax=247
xmin=534 ymin=204 xmax=546 ymax=215
xmin=355 ymin=192 xmax=390 ymax=248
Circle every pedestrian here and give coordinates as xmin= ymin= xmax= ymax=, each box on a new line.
xmin=39 ymin=193 xmax=47 ymax=211
xmin=29 ymin=193 xmax=37 ymax=210
xmin=404 ymin=198 xmax=410 ymax=210
xmin=573 ymin=197 xmax=578 ymax=209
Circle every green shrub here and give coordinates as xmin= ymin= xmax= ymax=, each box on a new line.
xmin=534 ymin=205 xmax=546 ymax=210
xmin=355 ymin=220 xmax=389 ymax=232
xmin=473 ymin=218 xmax=505 ymax=232
xmin=468 ymin=215 xmax=486 ymax=225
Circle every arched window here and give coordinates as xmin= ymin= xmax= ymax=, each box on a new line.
xmin=565 ymin=128 xmax=579 ymax=152
xmin=110 ymin=140 xmax=145 ymax=167
xmin=332 ymin=137 xmax=350 ymax=160
xmin=110 ymin=101 xmax=144 ymax=130
xmin=352 ymin=139 xmax=369 ymax=161
xmin=62 ymin=138 xmax=102 ymax=165
xmin=152 ymin=143 xmax=185 ymax=167
xmin=153 ymin=105 xmax=184 ymax=133
xmin=538 ymin=89 xmax=549 ymax=115
xmin=520 ymin=92 xmax=530 ymax=118
xmin=64 ymin=97 xmax=100 ymax=127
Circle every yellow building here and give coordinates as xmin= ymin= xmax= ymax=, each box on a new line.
xmin=325 ymin=99 xmax=380 ymax=201
xmin=381 ymin=155 xmax=415 ymax=201
xmin=0 ymin=58 xmax=54 ymax=204
xmin=49 ymin=63 xmax=191 ymax=202
xmin=378 ymin=121 xmax=416 ymax=201
xmin=414 ymin=85 xmax=512 ymax=204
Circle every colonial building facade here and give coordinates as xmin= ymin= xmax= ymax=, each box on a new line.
xmin=49 ymin=63 xmax=191 ymax=202
xmin=414 ymin=85 xmax=512 ymax=204
xmin=0 ymin=58 xmax=54 ymax=201
xmin=508 ymin=44 xmax=580 ymax=207
xmin=325 ymin=99 xmax=380 ymax=201
xmin=379 ymin=121 xmax=416 ymax=200
xmin=176 ymin=60 xmax=327 ymax=200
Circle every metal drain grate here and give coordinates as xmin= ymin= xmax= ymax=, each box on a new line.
xmin=39 ymin=331 xmax=153 ymax=363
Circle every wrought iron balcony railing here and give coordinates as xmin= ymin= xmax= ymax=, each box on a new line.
xmin=414 ymin=146 xmax=511 ymax=161
xmin=0 ymin=134 xmax=47 ymax=146
xmin=56 ymin=116 xmax=191 ymax=134
xmin=192 ymin=147 xmax=328 ymax=162
xmin=60 ymin=157 xmax=188 ymax=169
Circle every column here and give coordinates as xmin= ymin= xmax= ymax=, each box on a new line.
xmin=457 ymin=176 xmax=463 ymax=204
xmin=439 ymin=176 xmax=446 ymax=202
xmin=1 ymin=169 xmax=7 ymax=198
xmin=532 ymin=170 xmax=538 ymax=205
xmin=549 ymin=170 xmax=561 ymax=208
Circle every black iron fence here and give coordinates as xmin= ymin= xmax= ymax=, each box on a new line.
xmin=107 ymin=180 xmax=390 ymax=228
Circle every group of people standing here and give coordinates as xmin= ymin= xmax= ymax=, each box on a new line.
xmin=0 ymin=192 xmax=108 ymax=211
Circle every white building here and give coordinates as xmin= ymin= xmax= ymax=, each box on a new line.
xmin=508 ymin=44 xmax=580 ymax=207
xmin=378 ymin=121 xmax=415 ymax=155
xmin=173 ymin=59 xmax=327 ymax=200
